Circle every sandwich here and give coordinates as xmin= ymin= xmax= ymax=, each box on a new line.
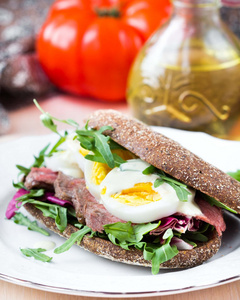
xmin=6 ymin=106 xmax=240 ymax=274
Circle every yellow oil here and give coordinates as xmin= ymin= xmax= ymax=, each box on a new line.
xmin=127 ymin=47 xmax=240 ymax=139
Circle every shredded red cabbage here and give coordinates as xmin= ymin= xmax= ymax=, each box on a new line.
xmin=170 ymin=236 xmax=194 ymax=250
xmin=150 ymin=215 xmax=201 ymax=236
xmin=6 ymin=188 xmax=29 ymax=219
xmin=6 ymin=189 xmax=72 ymax=219
xmin=45 ymin=192 xmax=73 ymax=207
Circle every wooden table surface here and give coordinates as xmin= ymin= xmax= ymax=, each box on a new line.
xmin=0 ymin=94 xmax=239 ymax=300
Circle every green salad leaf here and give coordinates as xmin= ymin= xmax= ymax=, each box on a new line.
xmin=144 ymin=229 xmax=178 ymax=275
xmin=228 ymin=170 xmax=240 ymax=182
xmin=34 ymin=99 xmax=126 ymax=169
xmin=13 ymin=212 xmax=49 ymax=236
xmin=34 ymin=99 xmax=79 ymax=134
xmin=203 ymin=194 xmax=238 ymax=214
xmin=21 ymin=199 xmax=68 ymax=232
xmin=143 ymin=166 xmax=191 ymax=202
xmin=20 ymin=248 xmax=52 ymax=262
xmin=104 ymin=221 xmax=160 ymax=247
xmin=54 ymin=225 xmax=92 ymax=254
xmin=75 ymin=126 xmax=125 ymax=169
xmin=14 ymin=133 xmax=68 ymax=186
xmin=103 ymin=222 xmax=178 ymax=274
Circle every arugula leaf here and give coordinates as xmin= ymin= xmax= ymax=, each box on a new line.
xmin=202 ymin=194 xmax=238 ymax=214
xmin=84 ymin=151 xmax=107 ymax=164
xmin=183 ymin=231 xmax=208 ymax=242
xmin=104 ymin=222 xmax=159 ymax=244
xmin=228 ymin=170 xmax=240 ymax=182
xmin=15 ymin=189 xmax=45 ymax=204
xmin=21 ymin=199 xmax=68 ymax=232
xmin=76 ymin=126 xmax=115 ymax=168
xmin=103 ymin=222 xmax=161 ymax=252
xmin=104 ymin=222 xmax=135 ymax=245
xmin=143 ymin=165 xmax=191 ymax=202
xmin=12 ymin=212 xmax=49 ymax=236
xmin=55 ymin=206 xmax=68 ymax=232
xmin=32 ymin=144 xmax=50 ymax=168
xmin=13 ymin=131 xmax=68 ymax=189
xmin=154 ymin=177 xmax=165 ymax=187
xmin=183 ymin=223 xmax=211 ymax=242
xmin=112 ymin=153 xmax=126 ymax=167
xmin=48 ymin=133 xmax=68 ymax=156
xmin=168 ymin=182 xmax=191 ymax=202
xmin=40 ymin=114 xmax=58 ymax=134
xmin=16 ymin=165 xmax=30 ymax=177
xmin=54 ymin=225 xmax=92 ymax=254
xmin=143 ymin=229 xmax=178 ymax=275
xmin=144 ymin=165 xmax=191 ymax=202
xmin=20 ymin=248 xmax=52 ymax=262
xmin=142 ymin=165 xmax=156 ymax=175
xmin=34 ymin=99 xmax=79 ymax=134
xmin=76 ymin=134 xmax=94 ymax=150
xmin=133 ymin=222 xmax=161 ymax=242
xmin=34 ymin=100 xmax=128 ymax=169
xmin=12 ymin=181 xmax=26 ymax=190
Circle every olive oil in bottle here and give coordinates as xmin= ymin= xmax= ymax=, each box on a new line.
xmin=127 ymin=0 xmax=240 ymax=139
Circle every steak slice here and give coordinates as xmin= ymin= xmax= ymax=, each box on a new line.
xmin=24 ymin=168 xmax=226 ymax=235
xmin=24 ymin=167 xmax=58 ymax=190
xmin=195 ymin=196 xmax=226 ymax=236
xmin=54 ymin=171 xmax=85 ymax=201
xmin=55 ymin=172 xmax=124 ymax=230
xmin=84 ymin=202 xmax=124 ymax=233
xmin=54 ymin=172 xmax=124 ymax=232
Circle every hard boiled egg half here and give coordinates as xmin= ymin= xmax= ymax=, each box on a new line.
xmin=45 ymin=135 xmax=202 ymax=223
xmin=99 ymin=159 xmax=202 ymax=223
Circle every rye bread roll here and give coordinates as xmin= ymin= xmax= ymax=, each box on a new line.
xmin=22 ymin=109 xmax=239 ymax=270
xmin=24 ymin=203 xmax=221 ymax=269
xmin=87 ymin=109 xmax=240 ymax=214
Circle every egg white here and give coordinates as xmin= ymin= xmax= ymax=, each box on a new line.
xmin=45 ymin=136 xmax=202 ymax=223
xmin=45 ymin=134 xmax=85 ymax=178
xmin=84 ymin=159 xmax=105 ymax=202
xmin=100 ymin=159 xmax=201 ymax=223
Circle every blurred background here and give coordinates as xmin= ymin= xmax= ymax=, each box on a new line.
xmin=0 ymin=0 xmax=240 ymax=138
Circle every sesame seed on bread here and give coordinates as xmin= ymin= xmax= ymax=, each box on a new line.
xmin=87 ymin=109 xmax=240 ymax=214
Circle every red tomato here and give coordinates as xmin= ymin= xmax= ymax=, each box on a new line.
xmin=36 ymin=0 xmax=171 ymax=101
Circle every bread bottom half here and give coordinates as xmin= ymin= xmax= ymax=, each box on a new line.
xmin=24 ymin=203 xmax=222 ymax=269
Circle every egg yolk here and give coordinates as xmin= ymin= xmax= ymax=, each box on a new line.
xmin=107 ymin=182 xmax=162 ymax=206
xmin=91 ymin=149 xmax=135 ymax=186
xmin=112 ymin=149 xmax=135 ymax=161
xmin=79 ymin=147 xmax=90 ymax=157
xmin=92 ymin=162 xmax=112 ymax=185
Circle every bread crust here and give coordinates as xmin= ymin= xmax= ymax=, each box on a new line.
xmin=24 ymin=203 xmax=222 ymax=269
xmin=87 ymin=109 xmax=240 ymax=214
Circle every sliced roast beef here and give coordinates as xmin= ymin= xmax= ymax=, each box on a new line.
xmin=24 ymin=167 xmax=226 ymax=235
xmin=84 ymin=202 xmax=124 ymax=233
xmin=54 ymin=171 xmax=124 ymax=230
xmin=54 ymin=172 xmax=85 ymax=201
xmin=54 ymin=171 xmax=93 ymax=224
xmin=24 ymin=167 xmax=58 ymax=190
xmin=195 ymin=195 xmax=226 ymax=236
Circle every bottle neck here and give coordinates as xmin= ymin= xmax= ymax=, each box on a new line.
xmin=172 ymin=0 xmax=220 ymax=16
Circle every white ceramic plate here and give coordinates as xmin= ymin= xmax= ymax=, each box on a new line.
xmin=0 ymin=128 xmax=240 ymax=297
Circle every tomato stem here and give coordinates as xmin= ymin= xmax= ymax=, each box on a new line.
xmin=95 ymin=7 xmax=121 ymax=18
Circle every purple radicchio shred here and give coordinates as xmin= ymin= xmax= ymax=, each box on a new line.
xmin=150 ymin=215 xmax=202 ymax=236
xmin=6 ymin=189 xmax=73 ymax=220
xmin=5 ymin=188 xmax=29 ymax=219
xmin=45 ymin=192 xmax=73 ymax=207
xmin=170 ymin=236 xmax=194 ymax=250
